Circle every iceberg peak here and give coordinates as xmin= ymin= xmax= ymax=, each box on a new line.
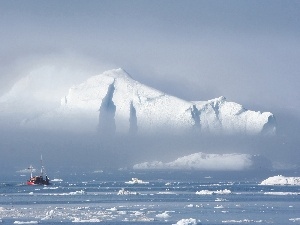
xmin=102 ymin=68 xmax=133 ymax=80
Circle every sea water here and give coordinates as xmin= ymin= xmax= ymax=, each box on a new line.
xmin=0 ymin=170 xmax=299 ymax=225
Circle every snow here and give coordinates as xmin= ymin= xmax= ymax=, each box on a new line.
xmin=260 ymin=175 xmax=300 ymax=185
xmin=15 ymin=68 xmax=275 ymax=135
xmin=133 ymin=152 xmax=254 ymax=171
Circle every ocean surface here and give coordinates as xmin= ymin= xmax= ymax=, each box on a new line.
xmin=0 ymin=170 xmax=299 ymax=225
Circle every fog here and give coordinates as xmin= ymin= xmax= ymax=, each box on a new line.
xmin=0 ymin=1 xmax=300 ymax=173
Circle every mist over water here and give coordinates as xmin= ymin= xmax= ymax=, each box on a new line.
xmin=0 ymin=116 xmax=298 ymax=174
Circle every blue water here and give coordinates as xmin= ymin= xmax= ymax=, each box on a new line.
xmin=0 ymin=170 xmax=300 ymax=225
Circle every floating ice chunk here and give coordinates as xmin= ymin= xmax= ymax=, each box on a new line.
xmin=134 ymin=211 xmax=144 ymax=216
xmin=156 ymin=211 xmax=171 ymax=218
xmin=222 ymin=219 xmax=263 ymax=223
xmin=196 ymin=189 xmax=231 ymax=195
xmin=260 ymin=175 xmax=300 ymax=185
xmin=215 ymin=189 xmax=231 ymax=194
xmin=117 ymin=188 xmax=139 ymax=195
xmin=77 ymin=207 xmax=90 ymax=210
xmin=264 ymin=192 xmax=300 ymax=195
xmin=68 ymin=190 xmax=86 ymax=195
xmin=172 ymin=218 xmax=200 ymax=225
xmin=41 ymin=209 xmax=55 ymax=220
xmin=157 ymin=191 xmax=177 ymax=195
xmin=125 ymin=178 xmax=149 ymax=184
xmin=133 ymin=216 xmax=154 ymax=222
xmin=289 ymin=218 xmax=300 ymax=222
xmin=51 ymin=178 xmax=63 ymax=182
xmin=13 ymin=221 xmax=38 ymax=224
xmin=43 ymin=186 xmax=58 ymax=190
xmin=215 ymin=198 xmax=228 ymax=202
xmin=72 ymin=218 xmax=101 ymax=223
xmin=106 ymin=207 xmax=117 ymax=211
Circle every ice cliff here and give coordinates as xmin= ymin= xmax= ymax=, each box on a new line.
xmin=22 ymin=68 xmax=276 ymax=135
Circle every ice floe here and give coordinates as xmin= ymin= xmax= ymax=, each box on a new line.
xmin=196 ymin=189 xmax=231 ymax=195
xmin=125 ymin=178 xmax=149 ymax=184
xmin=117 ymin=188 xmax=139 ymax=195
xmin=264 ymin=192 xmax=300 ymax=195
xmin=157 ymin=191 xmax=177 ymax=195
xmin=57 ymin=190 xmax=86 ymax=195
xmin=72 ymin=218 xmax=101 ymax=223
xmin=260 ymin=175 xmax=300 ymax=185
xmin=214 ymin=205 xmax=225 ymax=209
xmin=156 ymin=211 xmax=171 ymax=218
xmin=13 ymin=221 xmax=38 ymax=224
xmin=173 ymin=218 xmax=200 ymax=225
xmin=51 ymin=178 xmax=63 ymax=182
xmin=222 ymin=219 xmax=263 ymax=223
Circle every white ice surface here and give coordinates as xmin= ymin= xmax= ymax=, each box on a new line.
xmin=196 ymin=189 xmax=232 ymax=195
xmin=173 ymin=218 xmax=199 ymax=225
xmin=133 ymin=152 xmax=253 ymax=171
xmin=260 ymin=175 xmax=300 ymax=185
xmin=125 ymin=178 xmax=149 ymax=184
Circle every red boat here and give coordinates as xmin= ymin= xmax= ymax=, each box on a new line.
xmin=27 ymin=155 xmax=50 ymax=185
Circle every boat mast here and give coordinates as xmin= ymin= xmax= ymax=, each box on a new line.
xmin=28 ymin=165 xmax=34 ymax=178
xmin=40 ymin=154 xmax=44 ymax=177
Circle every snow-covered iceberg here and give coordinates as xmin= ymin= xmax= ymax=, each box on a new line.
xmin=133 ymin=152 xmax=268 ymax=171
xmin=260 ymin=175 xmax=300 ymax=185
xmin=17 ymin=68 xmax=275 ymax=135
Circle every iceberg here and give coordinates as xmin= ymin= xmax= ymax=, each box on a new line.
xmin=260 ymin=175 xmax=300 ymax=185
xmin=133 ymin=152 xmax=264 ymax=171
xmin=16 ymin=68 xmax=275 ymax=136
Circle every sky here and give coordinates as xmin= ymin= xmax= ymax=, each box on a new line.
xmin=0 ymin=0 xmax=300 ymax=172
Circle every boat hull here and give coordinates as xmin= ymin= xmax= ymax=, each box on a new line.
xmin=27 ymin=176 xmax=50 ymax=185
